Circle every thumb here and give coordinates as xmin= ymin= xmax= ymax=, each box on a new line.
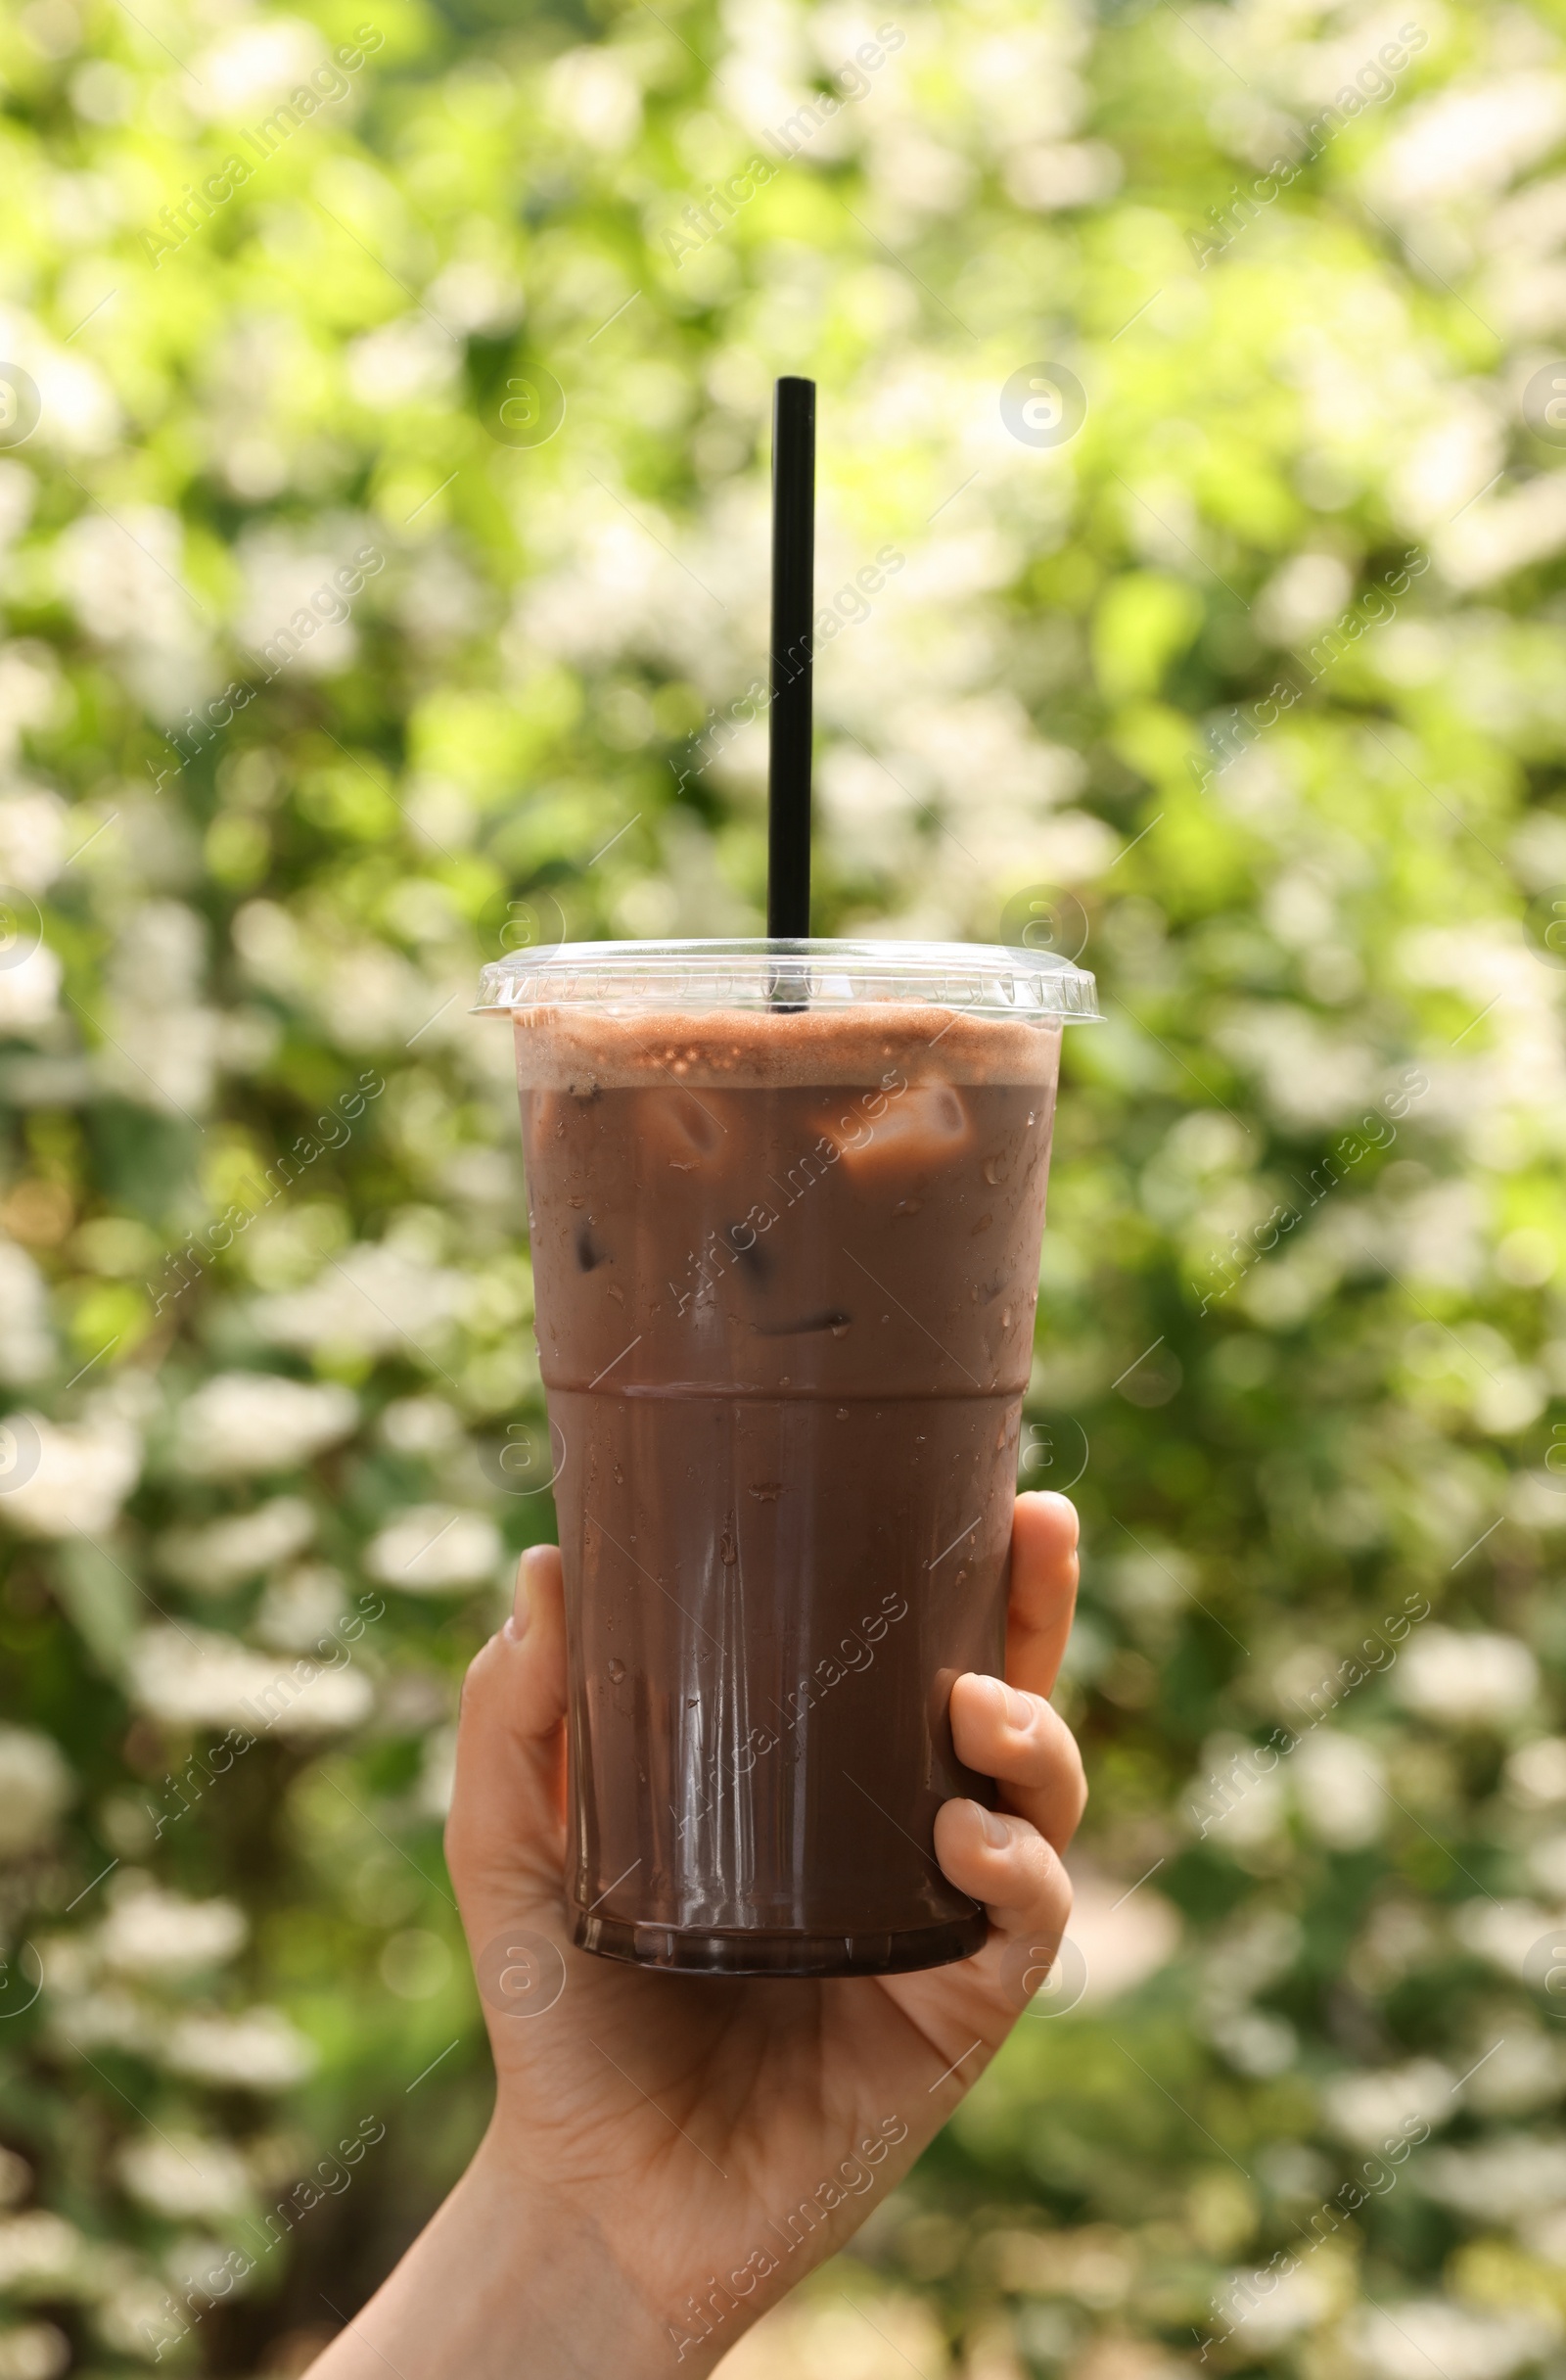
xmin=444 ymin=1544 xmax=569 ymax=1937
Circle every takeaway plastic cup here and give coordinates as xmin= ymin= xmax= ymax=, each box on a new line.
xmin=477 ymin=939 xmax=1099 ymax=1976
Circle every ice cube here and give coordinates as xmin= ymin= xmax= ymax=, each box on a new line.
xmin=819 ymin=1083 xmax=972 ymax=1179
xmin=639 ymin=1088 xmax=731 ymax=1171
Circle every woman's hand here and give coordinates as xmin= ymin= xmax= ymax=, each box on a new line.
xmin=308 ymin=1491 xmax=1084 ymax=2379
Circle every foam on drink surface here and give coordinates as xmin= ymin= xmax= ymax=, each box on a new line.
xmin=510 ymin=1002 xmax=1060 ymax=1092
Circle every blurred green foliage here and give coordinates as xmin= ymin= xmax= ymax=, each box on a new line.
xmin=2 ymin=0 xmax=1566 ymax=2374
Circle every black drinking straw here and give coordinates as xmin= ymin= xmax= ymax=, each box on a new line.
xmin=766 ymin=376 xmax=815 ymax=941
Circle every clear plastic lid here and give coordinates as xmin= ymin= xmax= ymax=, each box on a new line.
xmin=475 ymin=938 xmax=1100 ymax=1023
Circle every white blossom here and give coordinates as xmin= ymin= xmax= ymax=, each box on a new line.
xmin=1321 ymin=2059 xmax=1455 ymax=2151
xmin=378 ymin=1395 xmax=464 ymax=1456
xmin=109 ymin=899 xmax=207 ymax=1006
xmin=94 ymin=999 xmax=223 ymax=1119
xmin=1292 ymin=1729 xmax=1387 ymax=1849
xmin=364 ymin=1504 xmax=502 ymax=1591
xmin=163 ymin=2233 xmax=255 ymax=2307
xmin=99 ymin=1883 xmax=246 ymax=1979
xmin=1375 ymin=75 xmax=1566 ymax=210
xmin=94 ymin=902 xmax=221 ymax=1117
xmin=344 ymin=316 xmax=460 ymax=410
xmin=236 ymin=526 xmax=370 ymax=676
xmin=1197 ymin=1911 xmax=1302 ymax=2077
xmin=0 ymin=2213 xmax=84 ymax=2290
xmin=422 ymin=260 xmax=523 ymax=337
xmin=116 ymin=2134 xmax=252 ymax=2221
xmin=1529 ymin=1832 xmax=1566 ymax=1898
xmin=1218 ymin=2258 xmax=1335 ymax=2349
xmin=1352 ymin=2300 xmax=1558 ymax=2380
xmin=96 ymin=2273 xmax=194 ymax=2359
xmin=1520 ymin=2203 xmax=1566 ymax=2265
xmin=187 ymin=14 xmax=330 ymax=117
xmin=0 ymin=645 xmax=59 ymax=769
xmin=253 ymin=1243 xmax=469 ymax=1360
xmin=0 ymin=784 xmax=68 ymax=892
xmin=174 ymin=1375 xmax=358 ymax=1478
xmin=1506 ymin=1738 xmax=1566 ymax=1807
xmin=0 ymin=942 xmax=62 ymax=1034
xmin=1256 ymin=551 xmax=1354 ymax=644
xmin=0 ymin=1727 xmax=72 ymax=1859
xmin=1392 ymin=1627 xmax=1540 ymax=1727
xmin=253 ymin=1562 xmax=347 ymax=1652
xmin=1003 ymin=139 xmax=1120 ymax=210
xmin=27 ymin=344 xmax=121 ymax=461
xmin=1417 ymin=2133 xmax=1566 ymax=2223
xmin=45 ymin=1983 xmax=153 ymax=2060
xmin=126 ymin=1624 xmax=373 ymax=1737
xmin=0 ymin=1238 xmax=53 ymax=1385
xmin=162 ymin=2008 xmax=317 ymax=2091
xmin=0 ymin=1414 xmax=140 ymax=1539
xmin=1188 ymin=1732 xmax=1288 ymax=1848
xmin=415 ymin=1723 xmax=457 ymax=1820
xmin=545 ymin=46 xmax=641 ymax=150
xmin=56 ymin=507 xmax=192 ymax=648
xmin=1213 ymin=1003 xmax=1380 ymax=1131
xmin=1461 ymin=2029 xmax=1563 ymax=2117
xmin=1062 ymin=1870 xmax=1180 ymax=2006
xmin=1454 ymin=1896 xmax=1566 ymax=1980
xmin=156 ymin=1497 xmax=317 ymax=1592
xmin=0 ymin=2319 xmax=70 ymax=2379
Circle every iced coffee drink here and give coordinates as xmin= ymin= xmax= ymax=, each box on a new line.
xmin=480 ymin=941 xmax=1098 ymax=1976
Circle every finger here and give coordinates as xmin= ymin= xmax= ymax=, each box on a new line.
xmin=933 ymin=1798 xmax=1071 ymax=1954
xmin=443 ymin=1544 xmax=568 ymax=1927
xmin=947 ymin=1673 xmax=1087 ymax=1853
xmin=1005 ymin=1491 xmax=1080 ymax=1701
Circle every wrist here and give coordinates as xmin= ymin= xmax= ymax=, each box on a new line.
xmin=473 ymin=2123 xmax=767 ymax=2380
xmin=308 ymin=2123 xmax=674 ymax=2380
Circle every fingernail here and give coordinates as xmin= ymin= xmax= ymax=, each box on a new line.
xmin=977 ymin=1804 xmax=1012 ymax=1849
xmin=1021 ymin=1488 xmax=1080 ymax=1538
xmin=981 ymin=1675 xmax=1031 ymax=1728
